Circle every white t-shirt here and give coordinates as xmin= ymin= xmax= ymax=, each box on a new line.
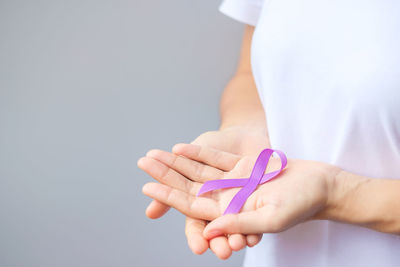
xmin=219 ymin=0 xmax=400 ymax=266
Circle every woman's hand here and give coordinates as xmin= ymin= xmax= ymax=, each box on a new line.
xmin=141 ymin=126 xmax=269 ymax=259
xmin=139 ymin=144 xmax=341 ymax=241
xmin=189 ymin=126 xmax=270 ymax=157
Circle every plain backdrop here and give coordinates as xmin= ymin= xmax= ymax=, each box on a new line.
xmin=0 ymin=0 xmax=246 ymax=266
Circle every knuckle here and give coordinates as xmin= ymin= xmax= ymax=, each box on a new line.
xmin=188 ymin=182 xmax=199 ymax=196
xmin=184 ymin=179 xmax=191 ymax=193
xmin=165 ymin=187 xmax=175 ymax=204
xmin=159 ymin=167 xmax=170 ymax=183
xmin=170 ymin=153 xmax=178 ymax=168
xmin=195 ymin=164 xmax=205 ymax=180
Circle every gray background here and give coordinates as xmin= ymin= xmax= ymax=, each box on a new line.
xmin=0 ymin=0 xmax=245 ymax=266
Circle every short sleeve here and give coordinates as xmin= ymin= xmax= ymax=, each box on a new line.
xmin=219 ymin=0 xmax=264 ymax=26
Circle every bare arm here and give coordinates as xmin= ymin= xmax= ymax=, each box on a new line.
xmin=219 ymin=26 xmax=268 ymax=137
xmin=321 ymin=171 xmax=400 ymax=234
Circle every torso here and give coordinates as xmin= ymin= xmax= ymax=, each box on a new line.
xmin=246 ymin=0 xmax=400 ymax=266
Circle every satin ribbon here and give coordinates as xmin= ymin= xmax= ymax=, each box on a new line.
xmin=197 ymin=148 xmax=287 ymax=215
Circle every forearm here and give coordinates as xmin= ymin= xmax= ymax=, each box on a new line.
xmin=322 ymin=170 xmax=400 ymax=234
xmin=219 ymin=73 xmax=267 ymax=133
xmin=219 ymin=25 xmax=267 ymax=134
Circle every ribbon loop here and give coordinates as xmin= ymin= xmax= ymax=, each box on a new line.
xmin=197 ymin=148 xmax=287 ymax=215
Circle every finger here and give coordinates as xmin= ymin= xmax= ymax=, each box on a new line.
xmin=246 ymin=234 xmax=262 ymax=247
xmin=172 ymin=143 xmax=241 ymax=171
xmin=146 ymin=149 xmax=224 ymax=183
xmin=145 ymin=200 xmax=170 ymax=219
xmin=142 ymin=182 xmax=220 ymax=220
xmin=203 ymin=206 xmax=277 ymax=238
xmin=185 ymin=217 xmax=208 ymax=255
xmin=228 ymin=234 xmax=246 ymax=251
xmin=209 ymin=236 xmax=232 ymax=260
xmin=138 ymin=156 xmax=201 ymax=195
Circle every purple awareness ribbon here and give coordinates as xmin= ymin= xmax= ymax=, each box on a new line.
xmin=197 ymin=148 xmax=287 ymax=215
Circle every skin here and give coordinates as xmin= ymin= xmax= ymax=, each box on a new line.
xmin=139 ymin=144 xmax=400 ymax=241
xmin=144 ymin=25 xmax=267 ymax=259
xmin=139 ymin=144 xmax=340 ymax=239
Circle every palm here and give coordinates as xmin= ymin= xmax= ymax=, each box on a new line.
xmin=216 ymin=155 xmax=328 ymax=227
xmin=190 ymin=129 xmax=272 ymax=215
xmin=141 ymin=144 xmax=283 ymax=221
xmin=179 ymin=153 xmax=285 ymax=217
xmin=201 ymin=155 xmax=262 ymax=215
xmin=141 ymin=143 xmax=333 ymax=234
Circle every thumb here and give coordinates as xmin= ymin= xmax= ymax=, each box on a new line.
xmin=203 ymin=207 xmax=275 ymax=239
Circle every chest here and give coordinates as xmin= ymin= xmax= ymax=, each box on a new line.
xmin=251 ymin=0 xmax=400 ymax=115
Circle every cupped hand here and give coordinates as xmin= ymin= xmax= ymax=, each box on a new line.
xmin=139 ymin=144 xmax=341 ymax=244
xmin=142 ymin=127 xmax=269 ymax=259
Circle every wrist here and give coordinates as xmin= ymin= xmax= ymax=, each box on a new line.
xmin=314 ymin=167 xmax=400 ymax=234
xmin=322 ymin=168 xmax=345 ymax=220
xmin=311 ymin=165 xmax=344 ymax=221
xmin=317 ymin=168 xmax=368 ymax=222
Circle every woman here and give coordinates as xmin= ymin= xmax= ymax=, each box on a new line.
xmin=138 ymin=0 xmax=400 ymax=266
